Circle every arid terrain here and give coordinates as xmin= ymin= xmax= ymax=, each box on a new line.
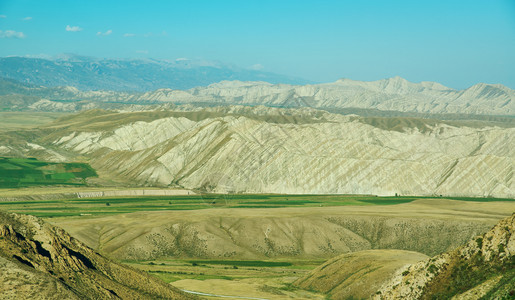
xmin=0 ymin=192 xmax=512 ymax=299
xmin=0 ymin=71 xmax=513 ymax=299
xmin=1 ymin=0 xmax=514 ymax=298
xmin=1 ymin=105 xmax=513 ymax=197
xmin=49 ymin=199 xmax=512 ymax=260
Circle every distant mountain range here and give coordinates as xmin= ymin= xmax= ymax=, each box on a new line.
xmin=139 ymin=78 xmax=515 ymax=115
xmin=0 ymin=55 xmax=513 ymax=115
xmin=0 ymin=54 xmax=311 ymax=91
xmin=1 ymin=75 xmax=514 ymax=116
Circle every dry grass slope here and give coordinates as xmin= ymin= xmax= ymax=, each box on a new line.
xmin=294 ymin=249 xmax=428 ymax=299
xmin=50 ymin=199 xmax=514 ymax=261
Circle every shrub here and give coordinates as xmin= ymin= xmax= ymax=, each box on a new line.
xmin=428 ymin=264 xmax=438 ymax=274
xmin=476 ymin=237 xmax=483 ymax=249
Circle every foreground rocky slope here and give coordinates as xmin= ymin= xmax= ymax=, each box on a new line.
xmin=0 ymin=211 xmax=193 ymax=299
xmin=9 ymin=106 xmax=510 ymax=197
xmin=375 ymin=213 xmax=515 ymax=299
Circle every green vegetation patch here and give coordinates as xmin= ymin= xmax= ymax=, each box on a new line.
xmin=244 ymin=200 xmax=320 ymax=205
xmin=358 ymin=198 xmax=418 ymax=205
xmin=148 ymin=270 xmax=233 ymax=283
xmin=480 ymin=268 xmax=515 ymax=300
xmin=0 ymin=157 xmax=97 ymax=188
xmin=0 ymin=193 xmax=512 ymax=218
xmin=446 ymin=196 xmax=515 ymax=202
xmin=188 ymin=260 xmax=293 ymax=267
xmin=426 ymin=254 xmax=515 ymax=298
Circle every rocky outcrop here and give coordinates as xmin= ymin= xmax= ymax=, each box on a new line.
xmin=0 ymin=255 xmax=79 ymax=300
xmin=375 ymin=213 xmax=515 ymax=299
xmin=0 ymin=211 xmax=194 ymax=299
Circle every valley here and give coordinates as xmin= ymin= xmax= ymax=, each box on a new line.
xmin=1 ymin=0 xmax=514 ymax=297
xmin=1 ymin=189 xmax=512 ymax=299
xmin=0 ymin=71 xmax=513 ymax=299
xmin=0 ymin=112 xmax=69 ymax=130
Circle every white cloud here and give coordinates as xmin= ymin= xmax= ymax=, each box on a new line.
xmin=176 ymin=58 xmax=189 ymax=61
xmin=0 ymin=30 xmax=26 ymax=39
xmin=22 ymin=16 xmax=32 ymax=21
xmin=0 ymin=15 xmax=6 ymax=19
xmin=66 ymin=25 xmax=82 ymax=32
xmin=250 ymin=64 xmax=264 ymax=71
xmin=123 ymin=33 xmax=135 ymax=37
xmin=143 ymin=31 xmax=168 ymax=38
xmin=97 ymin=29 xmax=112 ymax=36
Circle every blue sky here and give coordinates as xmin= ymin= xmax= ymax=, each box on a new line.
xmin=0 ymin=0 xmax=514 ymax=89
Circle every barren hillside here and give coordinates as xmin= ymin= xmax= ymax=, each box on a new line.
xmin=0 ymin=211 xmax=194 ymax=299
xmin=294 ymin=249 xmax=428 ymax=299
xmin=2 ymin=106 xmax=511 ymax=197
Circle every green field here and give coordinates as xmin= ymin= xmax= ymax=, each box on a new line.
xmin=0 ymin=157 xmax=97 ymax=188
xmin=0 ymin=193 xmax=513 ymax=218
xmin=125 ymin=257 xmax=325 ymax=294
xmin=187 ymin=260 xmax=293 ymax=267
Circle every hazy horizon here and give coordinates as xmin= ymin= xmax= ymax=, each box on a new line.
xmin=1 ymin=0 xmax=514 ymax=89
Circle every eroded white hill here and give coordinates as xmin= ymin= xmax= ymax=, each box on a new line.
xmin=31 ymin=106 xmax=514 ymax=197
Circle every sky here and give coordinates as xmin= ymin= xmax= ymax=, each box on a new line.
xmin=0 ymin=0 xmax=514 ymax=89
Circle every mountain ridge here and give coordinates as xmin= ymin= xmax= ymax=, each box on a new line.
xmin=1 ymin=75 xmax=513 ymax=116
xmin=0 ymin=55 xmax=311 ymax=91
xmin=1 ymin=106 xmax=513 ymax=197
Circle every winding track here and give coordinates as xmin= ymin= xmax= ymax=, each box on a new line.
xmin=181 ymin=289 xmax=270 ymax=300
